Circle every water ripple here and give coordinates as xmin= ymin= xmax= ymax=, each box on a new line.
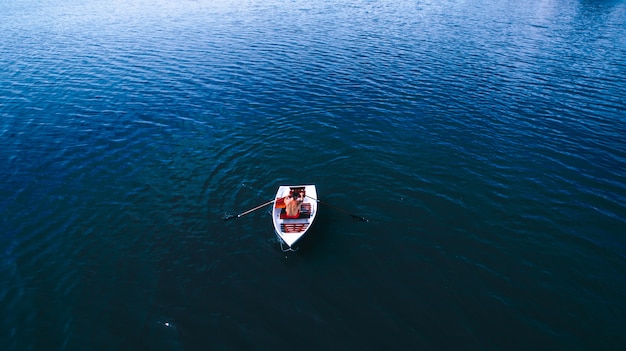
xmin=2 ymin=0 xmax=626 ymax=349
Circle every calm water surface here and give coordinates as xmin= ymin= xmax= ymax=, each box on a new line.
xmin=1 ymin=0 xmax=625 ymax=350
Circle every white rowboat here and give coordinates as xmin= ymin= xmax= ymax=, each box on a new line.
xmin=272 ymin=185 xmax=318 ymax=249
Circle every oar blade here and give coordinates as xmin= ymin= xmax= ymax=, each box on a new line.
xmin=223 ymin=199 xmax=274 ymax=221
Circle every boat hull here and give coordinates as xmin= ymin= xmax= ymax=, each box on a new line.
xmin=272 ymin=185 xmax=318 ymax=248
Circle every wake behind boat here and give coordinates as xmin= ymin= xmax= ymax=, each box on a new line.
xmin=272 ymin=185 xmax=318 ymax=250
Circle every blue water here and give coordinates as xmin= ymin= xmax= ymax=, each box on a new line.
xmin=2 ymin=0 xmax=625 ymax=349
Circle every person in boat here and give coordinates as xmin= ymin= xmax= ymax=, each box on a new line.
xmin=283 ymin=191 xmax=304 ymax=218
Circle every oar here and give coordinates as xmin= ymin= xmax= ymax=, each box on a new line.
xmin=223 ymin=199 xmax=274 ymax=220
xmin=306 ymin=195 xmax=369 ymax=222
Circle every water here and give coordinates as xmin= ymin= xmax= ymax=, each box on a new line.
xmin=1 ymin=0 xmax=625 ymax=349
